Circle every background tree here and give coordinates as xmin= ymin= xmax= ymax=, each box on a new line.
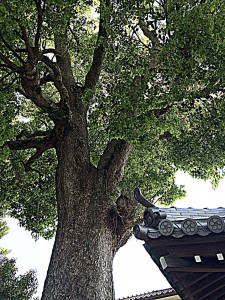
xmin=1 ymin=0 xmax=225 ymax=299
xmin=0 ymin=219 xmax=38 ymax=300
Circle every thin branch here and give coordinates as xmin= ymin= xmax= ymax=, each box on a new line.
xmin=0 ymin=52 xmax=21 ymax=72
xmin=0 ymin=76 xmax=19 ymax=92
xmin=16 ymin=129 xmax=51 ymax=140
xmin=34 ymin=0 xmax=43 ymax=51
xmin=42 ymin=0 xmax=47 ymax=13
xmin=0 ymin=64 xmax=9 ymax=69
xmin=97 ymin=139 xmax=132 ymax=194
xmin=135 ymin=104 xmax=172 ymax=124
xmin=69 ymin=25 xmax=80 ymax=49
xmin=133 ymin=30 xmax=151 ymax=49
xmin=1 ymin=37 xmax=24 ymax=63
xmin=17 ymin=87 xmax=57 ymax=112
xmin=14 ymin=30 xmax=24 ymax=41
xmin=24 ymin=147 xmax=49 ymax=171
xmin=0 ymin=70 xmax=14 ymax=82
xmin=2 ymin=1 xmax=34 ymax=58
xmin=139 ymin=19 xmax=160 ymax=47
xmin=15 ymin=48 xmax=30 ymax=53
xmin=40 ymin=73 xmax=54 ymax=85
xmin=20 ymin=26 xmax=34 ymax=60
xmin=84 ymin=0 xmax=110 ymax=93
xmin=41 ymin=48 xmax=59 ymax=55
xmin=159 ymin=131 xmax=173 ymax=140
xmin=40 ymin=55 xmax=69 ymax=103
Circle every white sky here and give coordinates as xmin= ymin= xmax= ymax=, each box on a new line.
xmin=1 ymin=171 xmax=225 ymax=299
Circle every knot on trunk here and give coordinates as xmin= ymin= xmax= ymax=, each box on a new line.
xmin=109 ymin=195 xmax=138 ymax=252
xmin=22 ymin=61 xmax=40 ymax=86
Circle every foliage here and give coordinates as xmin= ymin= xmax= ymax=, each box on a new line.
xmin=0 ymin=255 xmax=38 ymax=300
xmin=0 ymin=0 xmax=225 ymax=239
xmin=0 ymin=220 xmax=9 ymax=255
xmin=0 ymin=148 xmax=57 ymax=240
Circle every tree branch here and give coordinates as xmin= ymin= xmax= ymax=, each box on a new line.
xmin=40 ymin=73 xmax=54 ymax=85
xmin=1 ymin=37 xmax=24 ymax=63
xmin=139 ymin=19 xmax=160 ymax=47
xmin=84 ymin=0 xmax=110 ymax=94
xmin=1 ymin=1 xmax=34 ymax=59
xmin=40 ymin=55 xmax=69 ymax=104
xmin=0 ymin=75 xmax=19 ymax=92
xmin=34 ymin=0 xmax=43 ymax=51
xmin=20 ymin=26 xmax=34 ymax=60
xmin=0 ymin=63 xmax=9 ymax=69
xmin=139 ymin=19 xmax=161 ymax=68
xmin=7 ymin=130 xmax=52 ymax=149
xmin=17 ymin=87 xmax=57 ymax=112
xmin=135 ymin=103 xmax=172 ymax=124
xmin=55 ymin=31 xmax=76 ymax=81
xmin=5 ymin=130 xmax=55 ymax=171
xmin=42 ymin=48 xmax=59 ymax=55
xmin=97 ymin=139 xmax=132 ymax=193
xmin=0 ymin=52 xmax=20 ymax=72
xmin=159 ymin=131 xmax=173 ymax=140
xmin=5 ymin=137 xmax=51 ymax=152
xmin=16 ymin=129 xmax=52 ymax=140
xmin=24 ymin=147 xmax=49 ymax=171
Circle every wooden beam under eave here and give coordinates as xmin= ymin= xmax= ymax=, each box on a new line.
xmin=190 ymin=273 xmax=225 ymax=296
xmin=160 ymin=255 xmax=225 ymax=272
xmin=197 ymin=279 xmax=225 ymax=300
xmin=166 ymin=243 xmax=225 ymax=258
xmin=168 ymin=266 xmax=225 ymax=273
xmin=182 ymin=272 xmax=211 ymax=288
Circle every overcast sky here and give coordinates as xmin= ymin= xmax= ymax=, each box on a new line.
xmin=1 ymin=171 xmax=225 ymax=299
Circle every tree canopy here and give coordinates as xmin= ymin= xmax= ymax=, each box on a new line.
xmin=1 ymin=0 xmax=225 ymax=298
xmin=0 ymin=0 xmax=224 ymax=238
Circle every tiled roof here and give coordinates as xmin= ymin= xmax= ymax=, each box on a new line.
xmin=133 ymin=187 xmax=225 ymax=240
xmin=117 ymin=288 xmax=176 ymax=300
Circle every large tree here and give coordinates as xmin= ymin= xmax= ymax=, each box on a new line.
xmin=1 ymin=0 xmax=225 ymax=299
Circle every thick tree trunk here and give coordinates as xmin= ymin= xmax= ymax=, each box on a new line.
xmin=42 ymin=210 xmax=115 ymax=300
xmin=39 ymin=43 xmax=133 ymax=296
xmin=41 ymin=126 xmax=116 ymax=300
